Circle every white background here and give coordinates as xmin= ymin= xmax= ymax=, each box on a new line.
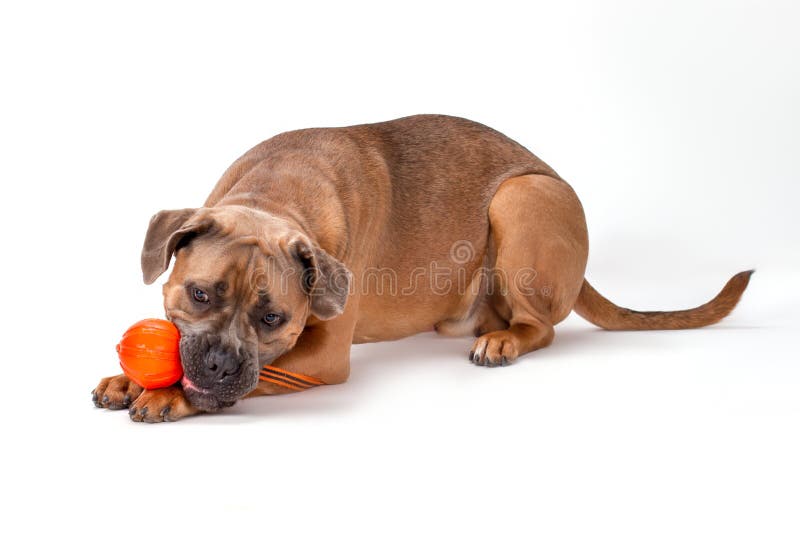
xmin=1 ymin=1 xmax=798 ymax=532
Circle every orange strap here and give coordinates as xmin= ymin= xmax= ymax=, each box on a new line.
xmin=258 ymin=365 xmax=325 ymax=391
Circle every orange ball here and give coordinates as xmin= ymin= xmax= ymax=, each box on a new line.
xmin=117 ymin=318 xmax=183 ymax=389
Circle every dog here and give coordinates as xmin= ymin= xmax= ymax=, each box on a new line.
xmin=92 ymin=114 xmax=753 ymax=422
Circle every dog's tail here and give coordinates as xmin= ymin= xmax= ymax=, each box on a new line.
xmin=572 ymin=270 xmax=754 ymax=330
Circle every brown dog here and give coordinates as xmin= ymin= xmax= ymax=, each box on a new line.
xmin=92 ymin=115 xmax=753 ymax=422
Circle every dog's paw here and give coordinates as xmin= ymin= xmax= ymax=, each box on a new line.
xmin=92 ymin=374 xmax=144 ymax=410
xmin=469 ymin=331 xmax=519 ymax=367
xmin=128 ymin=386 xmax=200 ymax=423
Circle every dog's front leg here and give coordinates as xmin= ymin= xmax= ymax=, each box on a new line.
xmin=93 ymin=374 xmax=201 ymax=422
xmin=249 ymin=299 xmax=358 ymax=396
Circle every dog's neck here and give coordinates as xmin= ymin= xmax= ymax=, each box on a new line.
xmin=213 ymin=190 xmax=345 ymax=258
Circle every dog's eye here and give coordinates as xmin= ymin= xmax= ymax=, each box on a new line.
xmin=262 ymin=313 xmax=282 ymax=327
xmin=192 ymin=288 xmax=209 ymax=303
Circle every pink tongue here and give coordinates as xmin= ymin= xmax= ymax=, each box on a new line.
xmin=181 ymin=376 xmax=202 ymax=392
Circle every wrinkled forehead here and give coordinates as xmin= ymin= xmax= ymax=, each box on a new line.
xmin=174 ymin=234 xmax=301 ymax=301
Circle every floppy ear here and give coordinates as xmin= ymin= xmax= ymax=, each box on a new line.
xmin=292 ymin=241 xmax=353 ymax=320
xmin=140 ymin=208 xmax=211 ymax=284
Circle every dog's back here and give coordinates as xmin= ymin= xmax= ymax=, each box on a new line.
xmin=209 ymin=114 xmax=558 ymax=265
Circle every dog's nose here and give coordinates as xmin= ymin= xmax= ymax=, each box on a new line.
xmin=204 ymin=348 xmax=240 ymax=381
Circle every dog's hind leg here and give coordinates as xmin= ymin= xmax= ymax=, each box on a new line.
xmin=469 ymin=174 xmax=589 ymax=366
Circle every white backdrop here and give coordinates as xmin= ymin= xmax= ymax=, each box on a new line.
xmin=2 ymin=1 xmax=798 ymax=533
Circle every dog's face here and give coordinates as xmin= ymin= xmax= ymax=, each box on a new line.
xmin=141 ymin=206 xmax=351 ymax=411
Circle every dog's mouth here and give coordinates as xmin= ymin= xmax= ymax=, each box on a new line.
xmin=180 ymin=376 xmax=238 ymax=412
xmin=179 ymin=362 xmax=260 ymax=411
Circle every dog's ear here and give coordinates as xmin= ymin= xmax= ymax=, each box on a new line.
xmin=141 ymin=208 xmax=212 ymax=284
xmin=292 ymin=240 xmax=352 ymax=320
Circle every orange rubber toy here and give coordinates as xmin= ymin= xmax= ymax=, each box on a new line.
xmin=117 ymin=319 xmax=183 ymax=389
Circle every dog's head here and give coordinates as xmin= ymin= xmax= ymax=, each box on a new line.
xmin=140 ymin=206 xmax=351 ymax=411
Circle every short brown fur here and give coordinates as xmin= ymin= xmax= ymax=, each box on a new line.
xmin=91 ymin=115 xmax=753 ymax=421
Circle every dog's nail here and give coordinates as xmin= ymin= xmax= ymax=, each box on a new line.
xmin=140 ymin=407 xmax=148 ymax=417
xmin=123 ymin=395 xmax=131 ymax=405
xmin=92 ymin=391 xmax=98 ymax=402
xmin=501 ymin=356 xmax=508 ymax=366
xmin=102 ymin=395 xmax=109 ymax=404
xmin=160 ymin=406 xmax=171 ymax=418
xmin=128 ymin=406 xmax=137 ymax=416
xmin=468 ymin=351 xmax=474 ymax=361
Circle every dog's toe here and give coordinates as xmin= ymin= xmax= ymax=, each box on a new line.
xmin=129 ymin=386 xmax=200 ymax=423
xmin=469 ymin=331 xmax=519 ymax=367
xmin=92 ymin=374 xmax=143 ymax=410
